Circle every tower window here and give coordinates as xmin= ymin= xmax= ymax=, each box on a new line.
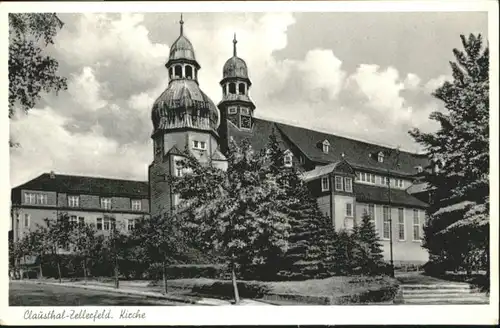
xmin=229 ymin=83 xmax=236 ymax=94
xmin=174 ymin=65 xmax=182 ymax=78
xmin=240 ymin=115 xmax=251 ymax=129
xmin=169 ymin=67 xmax=173 ymax=79
xmin=228 ymin=107 xmax=237 ymax=114
xmin=238 ymin=83 xmax=245 ymax=95
xmin=240 ymin=107 xmax=249 ymax=115
xmin=185 ymin=65 xmax=193 ymax=79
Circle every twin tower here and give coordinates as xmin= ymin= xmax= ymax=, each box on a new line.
xmin=149 ymin=16 xmax=255 ymax=217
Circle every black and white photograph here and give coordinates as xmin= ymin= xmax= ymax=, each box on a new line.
xmin=1 ymin=1 xmax=498 ymax=325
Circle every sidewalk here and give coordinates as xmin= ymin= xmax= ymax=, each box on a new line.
xmin=12 ymin=279 xmax=271 ymax=306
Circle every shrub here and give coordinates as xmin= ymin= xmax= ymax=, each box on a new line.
xmin=191 ymin=280 xmax=271 ymax=299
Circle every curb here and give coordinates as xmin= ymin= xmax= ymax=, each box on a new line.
xmin=11 ymin=279 xmax=209 ymax=305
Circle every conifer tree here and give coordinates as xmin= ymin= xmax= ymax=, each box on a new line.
xmin=354 ymin=211 xmax=385 ymax=275
xmin=409 ymin=34 xmax=489 ymax=275
xmin=264 ymin=130 xmax=335 ymax=280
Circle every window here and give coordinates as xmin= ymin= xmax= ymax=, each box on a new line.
xmin=228 ymin=107 xmax=237 ymax=114
xmin=398 ymin=208 xmax=405 ymax=241
xmin=127 ymin=219 xmax=135 ymax=231
xmin=96 ymin=218 xmax=103 ymax=231
xmin=238 ymin=83 xmax=246 ymax=95
xmin=154 ymin=138 xmax=162 ymax=155
xmin=385 ymin=177 xmax=390 ymax=186
xmin=358 ymin=172 xmax=376 ymax=184
xmin=68 ymin=195 xmax=79 ymax=207
xmin=36 ymin=194 xmax=48 ymax=205
xmin=192 ymin=140 xmax=207 ymax=151
xmin=229 ymin=82 xmax=236 ymax=94
xmin=383 ymin=206 xmax=391 ymax=240
xmin=344 ymin=177 xmax=353 ymax=192
xmin=70 ymin=215 xmax=77 ymax=225
xmin=378 ymin=152 xmax=384 ymax=163
xmin=174 ymin=65 xmax=182 ymax=78
xmin=169 ymin=67 xmax=173 ymax=79
xmin=368 ymin=204 xmax=375 ymax=220
xmin=398 ymin=179 xmax=404 ymax=188
xmin=322 ymin=140 xmax=330 ymax=154
xmin=185 ymin=65 xmax=193 ymax=79
xmin=299 ymin=156 xmax=305 ymax=165
xmin=25 ymin=193 xmax=35 ymax=204
xmin=415 ymin=166 xmax=423 ymax=173
xmin=240 ymin=115 xmax=252 ymax=129
xmin=78 ymin=217 xmax=85 ymax=227
xmin=413 ymin=209 xmax=421 ymax=241
xmin=24 ymin=214 xmax=30 ymax=228
xmin=370 ymin=174 xmax=376 ymax=184
xmin=103 ymin=217 xmax=113 ymax=231
xmin=346 ymin=203 xmax=353 ymax=217
xmin=335 ymin=176 xmax=343 ymax=191
xmin=175 ymin=167 xmax=183 ymax=177
xmin=321 ymin=176 xmax=330 ymax=191
xmin=283 ymin=152 xmax=293 ymax=167
xmin=355 ymin=172 xmax=360 ymax=181
xmin=240 ymin=107 xmax=250 ymax=115
xmin=101 ymin=198 xmax=112 ymax=210
xmin=131 ymin=200 xmax=142 ymax=211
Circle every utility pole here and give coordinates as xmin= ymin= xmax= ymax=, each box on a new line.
xmin=387 ymin=147 xmax=401 ymax=278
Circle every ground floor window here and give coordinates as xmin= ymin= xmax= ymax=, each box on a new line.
xmin=398 ymin=208 xmax=405 ymax=241
xmin=383 ymin=206 xmax=391 ymax=239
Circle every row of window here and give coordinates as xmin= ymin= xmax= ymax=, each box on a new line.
xmin=19 ymin=214 xmax=139 ymax=232
xmin=24 ymin=193 xmax=143 ymax=211
xmin=373 ymin=206 xmax=422 ymax=241
xmin=228 ymin=107 xmax=251 ymax=115
xmin=321 ymin=176 xmax=353 ymax=193
xmin=168 ymin=64 xmax=196 ymax=80
xmin=224 ymin=82 xmax=248 ymax=96
xmin=192 ymin=140 xmax=207 ymax=151
xmin=355 ymin=172 xmax=406 ymax=188
xmin=24 ymin=193 xmax=48 ymax=205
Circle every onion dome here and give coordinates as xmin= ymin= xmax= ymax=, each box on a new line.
xmin=152 ymin=15 xmax=219 ymax=136
xmin=151 ymin=80 xmax=219 ymax=133
xmin=222 ymin=34 xmax=251 ymax=85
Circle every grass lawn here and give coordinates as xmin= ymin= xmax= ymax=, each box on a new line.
xmin=9 ymin=281 xmax=184 ymax=306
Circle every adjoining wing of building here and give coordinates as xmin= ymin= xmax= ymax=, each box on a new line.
xmin=11 ymin=17 xmax=433 ymax=266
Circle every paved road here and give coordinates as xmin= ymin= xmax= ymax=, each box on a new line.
xmin=9 ymin=281 xmax=186 ymax=306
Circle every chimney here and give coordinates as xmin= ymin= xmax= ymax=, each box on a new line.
xmin=49 ymin=171 xmax=56 ymax=179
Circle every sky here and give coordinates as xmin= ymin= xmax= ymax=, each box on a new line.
xmin=9 ymin=11 xmax=488 ymax=187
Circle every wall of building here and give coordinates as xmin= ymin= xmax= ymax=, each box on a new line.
xmin=333 ymin=194 xmax=356 ymax=230
xmin=355 ymin=202 xmax=428 ymax=265
xmin=11 ymin=207 xmax=149 ymax=243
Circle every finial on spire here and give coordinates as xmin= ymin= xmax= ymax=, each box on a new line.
xmin=233 ymin=33 xmax=237 ymax=57
xmin=180 ymin=13 xmax=184 ymax=35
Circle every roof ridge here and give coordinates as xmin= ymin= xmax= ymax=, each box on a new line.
xmin=43 ymin=172 xmax=148 ymax=183
xmin=254 ymin=116 xmax=426 ymax=156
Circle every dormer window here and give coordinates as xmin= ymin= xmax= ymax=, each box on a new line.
xmin=283 ymin=150 xmax=293 ymax=167
xmin=322 ymin=140 xmax=330 ymax=154
xmin=378 ymin=152 xmax=384 ymax=163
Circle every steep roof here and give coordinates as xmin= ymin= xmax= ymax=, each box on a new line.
xmin=275 ymin=121 xmax=428 ymax=177
xmin=12 ymin=173 xmax=149 ymax=199
xmin=355 ymin=183 xmax=428 ymax=208
xmin=226 ymin=117 xmax=429 ymax=177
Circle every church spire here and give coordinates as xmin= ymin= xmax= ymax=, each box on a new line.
xmin=179 ymin=13 xmax=184 ymax=36
xmin=233 ymin=33 xmax=237 ymax=57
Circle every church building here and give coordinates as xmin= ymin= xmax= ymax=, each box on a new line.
xmin=11 ymin=17 xmax=431 ymax=266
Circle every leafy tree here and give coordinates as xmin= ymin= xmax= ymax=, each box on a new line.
xmin=172 ymin=139 xmax=291 ymax=303
xmin=353 ymin=211 xmax=385 ymax=275
xmin=409 ymin=33 xmax=489 ymax=275
xmin=40 ymin=214 xmax=74 ymax=283
xmin=129 ymin=214 xmax=188 ymax=294
xmin=264 ymin=131 xmax=335 ymax=280
xmin=8 ymin=14 xmax=67 ymax=118
xmin=70 ymin=223 xmax=98 ymax=284
xmin=103 ymin=215 xmax=125 ymax=288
